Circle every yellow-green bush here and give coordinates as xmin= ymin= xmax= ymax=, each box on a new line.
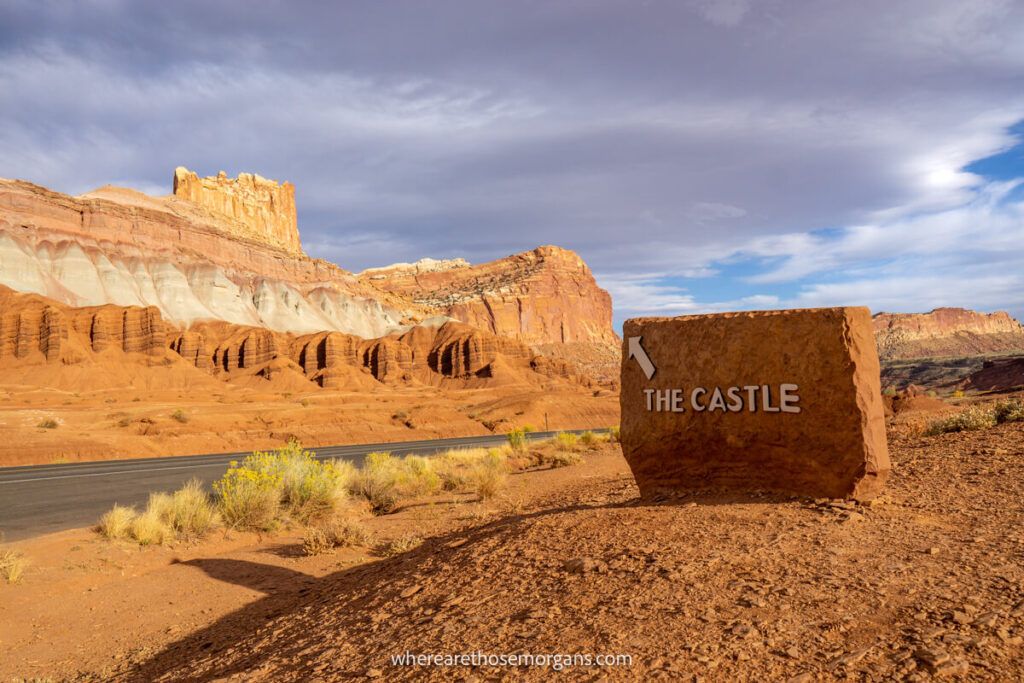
xmin=554 ymin=431 xmax=579 ymax=451
xmin=214 ymin=441 xmax=353 ymax=528
xmin=507 ymin=428 xmax=528 ymax=451
xmin=609 ymin=426 xmax=621 ymax=443
xmin=214 ymin=458 xmax=283 ymax=531
xmin=395 ymin=455 xmax=441 ymax=498
xmin=994 ymin=399 xmax=1024 ymax=424
xmin=924 ymin=406 xmax=997 ymax=436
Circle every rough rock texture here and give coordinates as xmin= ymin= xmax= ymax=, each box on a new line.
xmin=874 ymin=308 xmax=1024 ymax=360
xmin=0 ymin=285 xmax=593 ymax=392
xmin=359 ymin=245 xmax=618 ymax=348
xmin=621 ymin=307 xmax=890 ymax=500
xmin=172 ymin=167 xmax=301 ymax=255
xmin=0 ymin=178 xmax=406 ymax=337
xmin=957 ymin=357 xmax=1024 ymax=393
xmin=0 ymin=176 xmax=620 ymax=371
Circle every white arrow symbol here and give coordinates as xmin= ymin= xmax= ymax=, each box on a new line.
xmin=627 ymin=336 xmax=656 ymax=380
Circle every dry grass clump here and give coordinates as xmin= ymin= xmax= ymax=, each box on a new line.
xmin=37 ymin=418 xmax=59 ymax=429
xmin=98 ymin=504 xmax=136 ymax=540
xmin=609 ymin=426 xmax=621 ymax=443
xmin=378 ymin=533 xmax=423 ymax=557
xmin=0 ymin=549 xmax=29 ymax=584
xmin=303 ymin=515 xmax=374 ymax=556
xmin=349 ymin=451 xmax=401 ymax=514
xmin=170 ymin=409 xmax=189 ymax=423
xmin=434 ymin=446 xmax=513 ymax=499
xmin=924 ymin=406 xmax=998 ymax=436
xmin=994 ymin=399 xmax=1024 ymax=424
xmin=467 ymin=451 xmax=508 ymax=500
xmin=98 ymin=480 xmax=219 ymax=545
xmin=348 ymin=452 xmax=445 ymax=514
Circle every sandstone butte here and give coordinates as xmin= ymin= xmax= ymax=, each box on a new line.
xmin=0 ymin=170 xmax=618 ymax=367
xmin=873 ymin=307 xmax=1024 ymax=360
xmin=621 ymin=307 xmax=890 ymax=501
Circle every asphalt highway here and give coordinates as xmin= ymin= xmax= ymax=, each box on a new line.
xmin=0 ymin=430 xmax=599 ymax=541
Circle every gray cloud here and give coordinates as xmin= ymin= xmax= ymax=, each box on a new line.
xmin=2 ymin=0 xmax=1023 ymax=324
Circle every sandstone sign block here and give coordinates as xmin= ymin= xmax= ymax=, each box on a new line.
xmin=620 ymin=307 xmax=890 ymax=500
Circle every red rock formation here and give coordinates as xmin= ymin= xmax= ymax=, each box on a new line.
xmin=172 ymin=167 xmax=301 ymax=255
xmin=0 ymin=293 xmax=67 ymax=362
xmin=0 ymin=175 xmax=620 ymax=366
xmin=621 ymin=307 xmax=890 ymax=501
xmin=874 ymin=308 xmax=1024 ymax=360
xmin=359 ymin=246 xmax=618 ymax=348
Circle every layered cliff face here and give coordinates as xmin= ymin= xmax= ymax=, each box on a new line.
xmin=172 ymin=167 xmax=301 ymax=255
xmin=874 ymin=308 xmax=1024 ymax=360
xmin=359 ymin=246 xmax=618 ymax=348
xmin=0 ymin=285 xmax=593 ymax=392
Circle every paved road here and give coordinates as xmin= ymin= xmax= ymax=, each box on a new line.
xmin=0 ymin=430 xmax=600 ymax=541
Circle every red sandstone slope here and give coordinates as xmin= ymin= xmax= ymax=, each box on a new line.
xmin=358 ymin=247 xmax=618 ymax=348
xmin=873 ymin=308 xmax=1024 ymax=360
xmin=0 ymin=285 xmax=595 ymax=392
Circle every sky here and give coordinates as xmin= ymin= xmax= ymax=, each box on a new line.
xmin=1 ymin=0 xmax=1023 ymax=330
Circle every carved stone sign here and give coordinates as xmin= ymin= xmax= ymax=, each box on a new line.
xmin=620 ymin=307 xmax=890 ymax=500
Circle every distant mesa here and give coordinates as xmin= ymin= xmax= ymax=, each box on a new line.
xmin=873 ymin=307 xmax=1024 ymax=360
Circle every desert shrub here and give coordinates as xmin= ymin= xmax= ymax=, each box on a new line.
xmin=171 ymin=409 xmax=189 ymax=423
xmin=507 ymin=428 xmax=528 ymax=451
xmin=215 ymin=459 xmax=283 ymax=531
xmin=882 ymin=386 xmax=897 ymax=396
xmin=467 ymin=450 xmax=508 ymax=500
xmin=395 ymin=455 xmax=442 ymax=498
xmin=0 ymin=549 xmax=28 ymax=584
xmin=349 ymin=451 xmax=399 ymax=514
xmin=554 ymin=431 xmax=579 ymax=451
xmin=547 ymin=450 xmax=583 ymax=468
xmin=214 ymin=441 xmax=352 ymax=528
xmin=130 ymin=508 xmax=173 ymax=546
xmin=117 ymin=417 xmax=133 ymax=428
xmin=303 ymin=516 xmax=374 ymax=556
xmin=37 ymin=419 xmax=58 ymax=429
xmin=392 ymin=411 xmax=408 ymax=420
xmin=165 ymin=480 xmax=218 ymax=537
xmin=994 ymin=399 xmax=1024 ymax=424
xmin=522 ymin=424 xmax=536 ymax=433
xmin=924 ymin=406 xmax=997 ymax=436
xmin=608 ymin=426 xmax=621 ymax=443
xmin=579 ymin=430 xmax=597 ymax=446
xmin=379 ymin=533 xmax=423 ymax=557
xmin=98 ymin=504 xmax=136 ymax=540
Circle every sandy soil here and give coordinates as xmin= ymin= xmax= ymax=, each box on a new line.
xmin=0 ymin=382 xmax=618 ymax=466
xmin=2 ymin=414 xmax=1023 ymax=681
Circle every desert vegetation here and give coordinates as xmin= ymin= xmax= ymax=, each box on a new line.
xmin=0 ymin=548 xmax=28 ymax=584
xmin=924 ymin=399 xmax=1024 ymax=436
xmin=94 ymin=432 xmax=611 ymax=552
